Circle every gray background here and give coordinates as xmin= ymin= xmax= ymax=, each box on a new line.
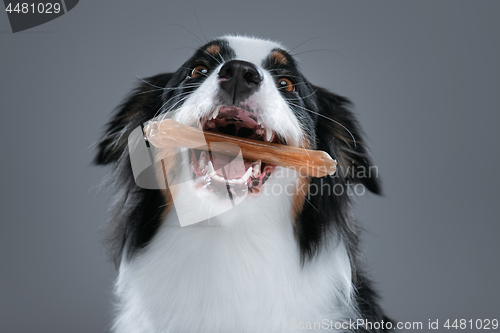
xmin=1 ymin=0 xmax=499 ymax=332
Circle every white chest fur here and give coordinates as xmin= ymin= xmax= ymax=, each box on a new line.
xmin=112 ymin=173 xmax=355 ymax=333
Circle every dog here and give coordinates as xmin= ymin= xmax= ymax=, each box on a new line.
xmin=95 ymin=35 xmax=392 ymax=332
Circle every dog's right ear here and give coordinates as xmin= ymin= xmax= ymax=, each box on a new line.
xmin=94 ymin=73 xmax=174 ymax=165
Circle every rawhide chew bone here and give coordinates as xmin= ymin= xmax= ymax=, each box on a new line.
xmin=143 ymin=119 xmax=337 ymax=178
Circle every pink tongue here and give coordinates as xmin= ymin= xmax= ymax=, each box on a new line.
xmin=211 ymin=152 xmax=247 ymax=179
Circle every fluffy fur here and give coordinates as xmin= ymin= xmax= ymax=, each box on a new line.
xmin=95 ymin=36 xmax=391 ymax=332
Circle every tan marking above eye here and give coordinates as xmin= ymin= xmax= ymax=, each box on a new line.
xmin=206 ymin=45 xmax=221 ymax=55
xmin=270 ymin=51 xmax=288 ymax=65
xmin=191 ymin=65 xmax=208 ymax=78
xmin=278 ymin=77 xmax=294 ymax=92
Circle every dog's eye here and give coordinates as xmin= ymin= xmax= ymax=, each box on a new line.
xmin=191 ymin=65 xmax=208 ymax=78
xmin=277 ymin=77 xmax=295 ymax=92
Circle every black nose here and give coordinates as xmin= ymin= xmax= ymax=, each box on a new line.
xmin=218 ymin=60 xmax=263 ymax=104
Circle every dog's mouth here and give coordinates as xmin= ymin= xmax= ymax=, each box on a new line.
xmin=189 ymin=106 xmax=280 ymax=197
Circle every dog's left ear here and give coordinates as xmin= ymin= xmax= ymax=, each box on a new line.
xmin=312 ymin=85 xmax=381 ymax=195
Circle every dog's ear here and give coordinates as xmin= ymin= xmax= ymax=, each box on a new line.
xmin=295 ymin=86 xmax=382 ymax=263
xmin=94 ymin=73 xmax=174 ymax=165
xmin=94 ymin=73 xmax=174 ymax=267
xmin=312 ymin=85 xmax=381 ymax=195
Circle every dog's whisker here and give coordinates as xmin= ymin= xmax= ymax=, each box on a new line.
xmin=154 ymin=93 xmax=189 ymax=117
xmin=136 ymin=76 xmax=166 ymax=89
xmin=303 ymin=197 xmax=319 ymax=213
xmin=287 ymin=101 xmax=357 ymax=148
xmin=287 ymin=37 xmax=321 ymax=53
xmin=290 ymin=48 xmax=345 ymax=58
xmin=201 ymin=50 xmax=222 ymax=66
xmin=158 ymin=94 xmax=192 ymax=118
xmin=301 ymin=142 xmax=312 ymax=158
xmin=285 ymin=89 xmax=317 ymax=100
xmin=167 ymin=46 xmax=198 ymax=62
xmin=192 ymin=7 xmax=209 ymax=43
xmin=165 ymin=83 xmax=203 ymax=90
xmin=166 ymin=23 xmax=205 ymax=46
xmin=154 ymin=91 xmax=195 ymax=119
xmin=218 ymin=52 xmax=226 ymax=64
xmin=290 ymin=82 xmax=312 ymax=88
xmin=131 ymin=84 xmax=202 ymax=97
xmin=130 ymin=88 xmax=167 ymax=97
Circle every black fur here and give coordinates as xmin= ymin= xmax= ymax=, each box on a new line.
xmin=94 ymin=73 xmax=174 ymax=266
xmin=354 ymin=273 xmax=394 ymax=332
xmin=95 ymin=38 xmax=391 ymax=331
xmin=295 ymin=86 xmax=381 ymax=262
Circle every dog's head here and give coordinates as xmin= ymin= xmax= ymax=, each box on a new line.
xmin=95 ymin=36 xmax=381 ymax=265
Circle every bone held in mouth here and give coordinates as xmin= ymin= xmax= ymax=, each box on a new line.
xmin=143 ymin=119 xmax=337 ymax=178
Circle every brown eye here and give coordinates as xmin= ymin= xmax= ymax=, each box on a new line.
xmin=191 ymin=65 xmax=208 ymax=78
xmin=278 ymin=77 xmax=294 ymax=92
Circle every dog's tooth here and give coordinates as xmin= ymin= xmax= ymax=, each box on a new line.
xmin=241 ymin=167 xmax=253 ymax=182
xmin=208 ymin=160 xmax=215 ymax=173
xmin=265 ymin=128 xmax=273 ymax=142
xmin=252 ymin=160 xmax=261 ymax=178
xmin=228 ymin=178 xmax=241 ymax=185
xmin=199 ymin=152 xmax=206 ymax=169
xmin=212 ymin=174 xmax=224 ymax=182
xmin=211 ymin=106 xmax=220 ymax=119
